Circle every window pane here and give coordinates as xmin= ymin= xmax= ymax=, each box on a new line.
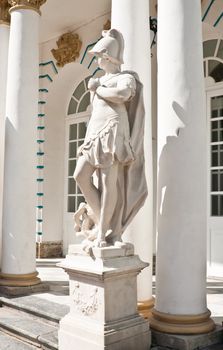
xmin=73 ymin=81 xmax=85 ymax=100
xmin=211 ymin=96 xmax=223 ymax=110
xmin=69 ymin=142 xmax=77 ymax=158
xmin=77 ymin=92 xmax=90 ymax=113
xmin=77 ymin=196 xmax=85 ymax=208
xmin=212 ymin=195 xmax=219 ymax=216
xmin=212 ymin=120 xmax=218 ymax=129
xmin=211 ymin=130 xmax=218 ymax=142
xmin=217 ymin=40 xmax=223 ymax=59
xmin=68 ymin=159 xmax=76 ymax=176
xmin=203 ymin=40 xmax=217 ymax=58
xmin=220 ymin=145 xmax=223 ymax=166
xmin=208 ymin=60 xmax=223 ymax=83
xmin=77 ymin=185 xmax=82 ymax=194
xmin=85 ymin=76 xmax=91 ymax=87
xmin=212 ymin=147 xmax=218 ymax=166
xmin=211 ymin=109 xmax=218 ymax=118
xmin=211 ymin=170 xmax=218 ymax=192
xmin=203 ymin=61 xmax=206 ymax=77
xmin=220 ymin=171 xmax=223 ymax=191
xmin=68 ymin=178 xmax=76 ymax=194
xmin=78 ymin=122 xmax=87 ymax=139
xmin=69 ymin=124 xmax=77 ymax=140
xmin=68 ymin=98 xmax=77 ymax=115
xmin=68 ymin=196 xmax=76 ymax=213
xmin=220 ymin=196 xmax=223 ymax=216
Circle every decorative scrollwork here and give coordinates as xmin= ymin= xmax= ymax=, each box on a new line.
xmin=8 ymin=0 xmax=46 ymax=14
xmin=51 ymin=32 xmax=82 ymax=68
xmin=0 ymin=0 xmax=10 ymax=24
xmin=103 ymin=19 xmax=111 ymax=31
xmin=72 ymin=282 xmax=98 ymax=316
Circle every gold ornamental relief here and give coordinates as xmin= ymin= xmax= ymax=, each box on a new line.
xmin=8 ymin=0 xmax=47 ymax=14
xmin=51 ymin=32 xmax=82 ymax=68
xmin=0 ymin=0 xmax=10 ymax=24
xmin=103 ymin=19 xmax=111 ymax=31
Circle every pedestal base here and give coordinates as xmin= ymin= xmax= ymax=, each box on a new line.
xmin=152 ymin=325 xmax=223 ymax=350
xmin=58 ymin=244 xmax=151 ymax=350
xmin=60 ymin=314 xmax=151 ymax=350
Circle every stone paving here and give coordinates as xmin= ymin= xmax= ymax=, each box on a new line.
xmin=0 ymin=260 xmax=222 ymax=349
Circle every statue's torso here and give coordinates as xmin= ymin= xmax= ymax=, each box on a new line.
xmin=78 ymin=72 xmax=136 ymax=168
xmin=86 ymin=73 xmax=135 ymax=139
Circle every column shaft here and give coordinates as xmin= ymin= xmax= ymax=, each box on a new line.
xmin=111 ymin=0 xmax=153 ymax=306
xmin=150 ymin=0 xmax=214 ymax=334
xmin=1 ymin=8 xmax=40 ymax=285
xmin=0 ymin=22 xmax=9 ymax=267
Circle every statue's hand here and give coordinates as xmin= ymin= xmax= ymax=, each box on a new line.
xmin=88 ymin=78 xmax=100 ymax=92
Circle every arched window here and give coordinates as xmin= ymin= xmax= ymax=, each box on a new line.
xmin=67 ymin=76 xmax=91 ymax=115
xmin=65 ymin=77 xmax=92 ymax=215
xmin=203 ymin=39 xmax=223 ymax=82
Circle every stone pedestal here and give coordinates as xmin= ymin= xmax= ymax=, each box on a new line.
xmin=58 ymin=244 xmax=151 ymax=350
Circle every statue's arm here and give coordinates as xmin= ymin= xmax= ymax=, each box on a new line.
xmin=95 ymin=85 xmax=132 ymax=104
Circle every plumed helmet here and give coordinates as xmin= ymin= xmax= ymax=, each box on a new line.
xmin=89 ymin=29 xmax=124 ymax=65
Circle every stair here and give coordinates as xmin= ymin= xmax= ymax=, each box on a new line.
xmin=0 ymin=295 xmax=70 ymax=350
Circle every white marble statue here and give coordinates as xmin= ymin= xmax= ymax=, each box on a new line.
xmin=74 ymin=29 xmax=147 ymax=248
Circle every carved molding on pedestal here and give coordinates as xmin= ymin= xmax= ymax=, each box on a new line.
xmin=8 ymin=0 xmax=47 ymax=15
xmin=0 ymin=0 xmax=10 ymax=25
xmin=72 ymin=282 xmax=98 ymax=316
xmin=51 ymin=32 xmax=82 ymax=68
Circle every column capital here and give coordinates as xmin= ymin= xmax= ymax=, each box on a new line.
xmin=0 ymin=0 xmax=10 ymax=25
xmin=8 ymin=0 xmax=46 ymax=15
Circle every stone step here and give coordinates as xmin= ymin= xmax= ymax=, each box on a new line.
xmin=0 ymin=306 xmax=58 ymax=349
xmin=0 ymin=330 xmax=40 ymax=350
xmin=0 ymin=295 xmax=69 ymax=324
xmin=36 ymin=259 xmax=64 ymax=267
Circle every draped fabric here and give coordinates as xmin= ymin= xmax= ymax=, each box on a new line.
xmin=108 ymin=72 xmax=148 ymax=242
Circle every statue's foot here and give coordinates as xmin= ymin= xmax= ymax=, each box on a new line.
xmin=94 ymin=239 xmax=108 ymax=248
xmin=87 ymin=227 xmax=98 ymax=241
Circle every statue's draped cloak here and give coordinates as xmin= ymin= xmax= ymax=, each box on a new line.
xmin=108 ymin=72 xmax=148 ymax=241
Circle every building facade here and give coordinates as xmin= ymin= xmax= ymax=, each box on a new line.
xmin=0 ymin=0 xmax=223 ymax=340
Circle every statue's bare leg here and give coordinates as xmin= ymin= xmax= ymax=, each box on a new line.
xmin=73 ymin=156 xmax=100 ymax=223
xmin=96 ymin=162 xmax=119 ymax=246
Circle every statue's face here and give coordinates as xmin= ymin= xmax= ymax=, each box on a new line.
xmin=97 ymin=57 xmax=111 ymax=71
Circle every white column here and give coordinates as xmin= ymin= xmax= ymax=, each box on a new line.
xmin=0 ymin=0 xmax=46 ymax=286
xmin=0 ymin=0 xmax=10 ymax=268
xmin=112 ymin=0 xmax=154 ymax=314
xmin=150 ymin=0 xmax=214 ymax=334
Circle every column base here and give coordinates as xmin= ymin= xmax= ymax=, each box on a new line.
xmin=0 ymin=271 xmax=40 ymax=286
xmin=138 ymin=297 xmax=155 ymax=319
xmin=150 ymin=308 xmax=215 ymax=335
